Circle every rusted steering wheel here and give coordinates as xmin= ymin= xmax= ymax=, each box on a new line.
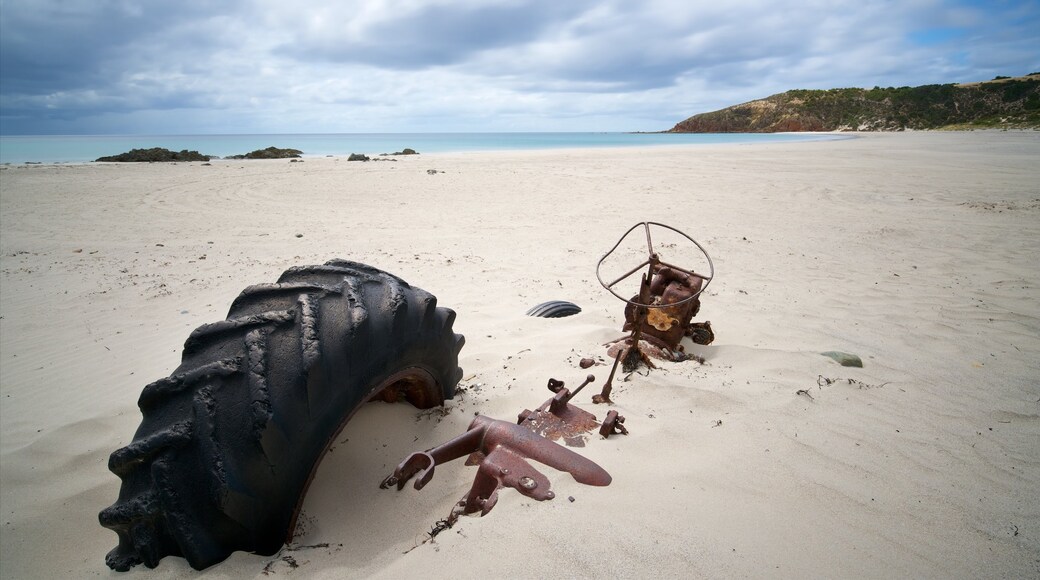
xmin=596 ymin=221 xmax=714 ymax=309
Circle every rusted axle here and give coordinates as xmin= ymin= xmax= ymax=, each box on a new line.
xmin=381 ymin=415 xmax=611 ymax=516
xmin=382 ymin=373 xmax=629 ymax=520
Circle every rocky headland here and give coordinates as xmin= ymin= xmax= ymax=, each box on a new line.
xmin=669 ymin=73 xmax=1040 ymax=132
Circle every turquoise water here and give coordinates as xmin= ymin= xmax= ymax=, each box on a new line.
xmin=0 ymin=132 xmax=840 ymax=164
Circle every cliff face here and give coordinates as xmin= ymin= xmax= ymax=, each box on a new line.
xmin=669 ymin=74 xmax=1040 ymax=132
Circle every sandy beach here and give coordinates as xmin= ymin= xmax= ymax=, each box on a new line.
xmin=1 ymin=131 xmax=1038 ymax=578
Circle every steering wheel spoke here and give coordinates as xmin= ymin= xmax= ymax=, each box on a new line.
xmin=596 ymin=222 xmax=714 ymax=309
xmin=605 ymin=258 xmax=651 ymax=289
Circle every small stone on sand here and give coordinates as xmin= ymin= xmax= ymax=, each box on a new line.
xmin=820 ymin=351 xmax=863 ymax=367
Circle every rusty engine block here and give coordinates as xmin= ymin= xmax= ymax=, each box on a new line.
xmin=622 ymin=264 xmax=715 ymax=352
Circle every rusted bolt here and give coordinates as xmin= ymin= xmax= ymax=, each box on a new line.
xmin=599 ymin=410 xmax=629 ymax=437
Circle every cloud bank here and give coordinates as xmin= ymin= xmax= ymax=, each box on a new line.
xmin=2 ymin=0 xmax=1038 ymax=134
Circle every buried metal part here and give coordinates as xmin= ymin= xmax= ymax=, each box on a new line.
xmin=592 ymin=351 xmax=623 ymax=405
xmin=519 ymin=375 xmax=600 ymax=446
xmin=381 ymin=414 xmax=611 ymax=517
xmin=599 ymin=410 xmax=629 ymax=437
xmin=596 ymin=222 xmax=716 ymax=385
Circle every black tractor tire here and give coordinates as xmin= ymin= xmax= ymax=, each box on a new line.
xmin=525 ymin=300 xmax=582 ymax=318
xmin=99 ymin=260 xmax=465 ymax=571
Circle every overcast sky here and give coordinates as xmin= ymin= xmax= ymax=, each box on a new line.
xmin=1 ymin=0 xmax=1038 ymax=135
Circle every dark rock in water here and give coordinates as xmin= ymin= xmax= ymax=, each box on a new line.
xmin=348 ymin=153 xmax=370 ymax=161
xmin=820 ymin=351 xmax=864 ymax=367
xmin=96 ymin=148 xmax=210 ymax=162
xmin=227 ymin=146 xmax=303 ymax=159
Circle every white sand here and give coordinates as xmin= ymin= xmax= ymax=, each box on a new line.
xmin=1 ymin=132 xmax=1038 ymax=578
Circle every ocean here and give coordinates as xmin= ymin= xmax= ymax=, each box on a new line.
xmin=0 ymin=132 xmax=840 ymax=164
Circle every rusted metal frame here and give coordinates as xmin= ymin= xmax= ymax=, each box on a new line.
xmin=597 ymin=221 xmax=717 ymax=379
xmin=642 ymin=221 xmax=655 ymax=256
xmin=379 ymin=426 xmax=483 ymax=492
xmin=646 ymin=220 xmax=716 ymax=291
xmin=383 ymin=374 xmax=598 ymax=495
xmin=597 ymin=221 xmax=715 ymax=309
xmin=628 ymin=268 xmax=653 ymax=349
xmin=596 ymin=222 xmax=646 ymax=303
xmin=519 ymin=375 xmax=600 ymax=447
xmin=381 ymin=414 xmax=611 ymax=518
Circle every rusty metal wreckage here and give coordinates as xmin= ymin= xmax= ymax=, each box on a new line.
xmin=97 ymin=224 xmax=712 ymax=571
xmin=383 ymin=221 xmax=714 ymax=525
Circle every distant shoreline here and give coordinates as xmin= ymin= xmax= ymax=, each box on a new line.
xmin=0 ymin=132 xmax=841 ymax=164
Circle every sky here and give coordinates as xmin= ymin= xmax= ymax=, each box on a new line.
xmin=1 ymin=0 xmax=1038 ymax=135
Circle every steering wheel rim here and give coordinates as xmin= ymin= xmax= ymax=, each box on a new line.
xmin=596 ymin=221 xmax=714 ymax=309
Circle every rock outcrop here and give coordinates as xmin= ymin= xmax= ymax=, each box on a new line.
xmin=226 ymin=147 xmax=303 ymax=159
xmin=96 ymin=148 xmax=210 ymax=162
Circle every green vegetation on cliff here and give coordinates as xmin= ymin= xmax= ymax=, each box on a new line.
xmin=669 ymin=74 xmax=1040 ymax=132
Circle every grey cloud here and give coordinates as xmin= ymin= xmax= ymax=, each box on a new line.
xmin=0 ymin=0 xmax=267 ymax=132
xmin=452 ymin=2 xmax=899 ymax=92
xmin=2 ymin=0 xmax=1038 ymax=134
xmin=1 ymin=1 xmax=243 ymax=94
xmin=282 ymin=2 xmax=588 ymax=69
